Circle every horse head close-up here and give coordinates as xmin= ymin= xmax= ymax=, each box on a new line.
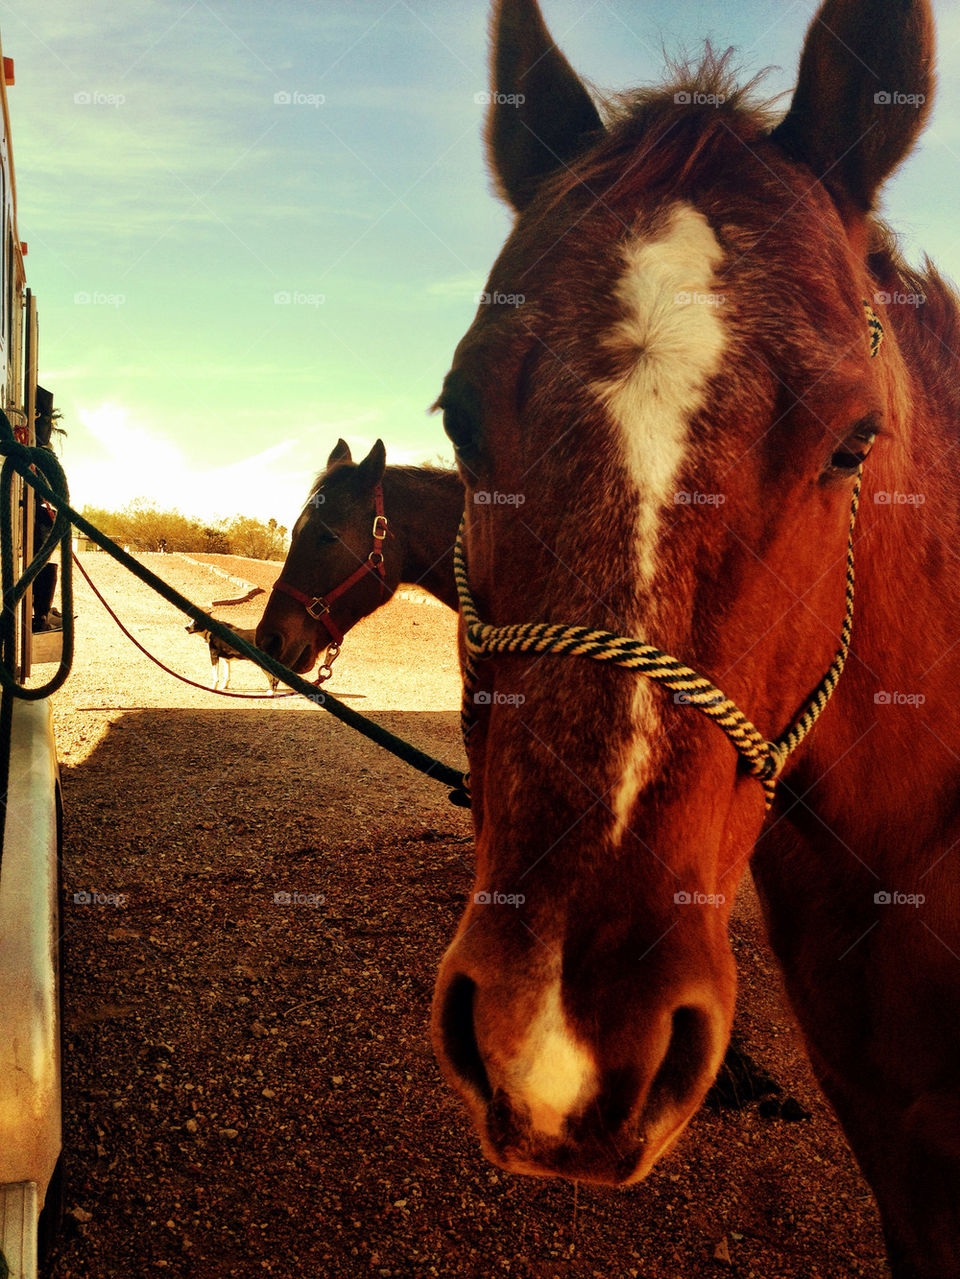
xmin=432 ymin=1 xmax=959 ymax=1273
xmin=257 ymin=438 xmax=463 ymax=673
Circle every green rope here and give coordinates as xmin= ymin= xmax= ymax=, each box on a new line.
xmin=0 ymin=413 xmax=465 ymax=794
xmin=455 ymin=475 xmax=861 ymax=810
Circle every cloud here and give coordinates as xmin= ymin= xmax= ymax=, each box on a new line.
xmin=71 ymin=402 xmax=305 ymax=522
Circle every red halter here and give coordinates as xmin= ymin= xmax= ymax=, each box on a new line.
xmin=270 ymin=483 xmax=389 ymax=647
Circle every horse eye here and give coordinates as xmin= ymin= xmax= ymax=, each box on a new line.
xmin=442 ymin=404 xmax=478 ymax=459
xmin=828 ymin=418 xmax=879 ymax=474
xmin=316 ymin=528 xmax=339 ymax=547
xmin=438 ymin=372 xmax=482 ymax=460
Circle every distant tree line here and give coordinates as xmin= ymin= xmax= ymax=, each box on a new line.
xmin=81 ymin=498 xmax=288 ymax=560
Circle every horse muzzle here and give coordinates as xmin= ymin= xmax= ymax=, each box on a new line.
xmin=431 ymin=927 xmax=732 ymax=1185
xmin=256 ymin=593 xmax=323 ymax=674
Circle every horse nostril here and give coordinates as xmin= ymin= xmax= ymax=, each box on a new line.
xmin=440 ymin=974 xmax=492 ymax=1102
xmin=258 ymin=631 xmax=284 ymax=660
xmin=646 ymin=1004 xmax=715 ymax=1121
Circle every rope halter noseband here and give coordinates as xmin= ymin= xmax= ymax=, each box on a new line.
xmin=269 ymin=481 xmax=389 ymax=679
xmin=455 ymin=302 xmax=883 ymax=811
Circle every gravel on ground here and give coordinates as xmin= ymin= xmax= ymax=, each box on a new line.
xmin=40 ymin=550 xmax=888 ymax=1278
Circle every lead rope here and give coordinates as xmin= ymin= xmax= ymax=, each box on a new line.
xmin=0 ymin=418 xmax=467 ymax=800
xmin=455 ymin=301 xmax=881 ymax=811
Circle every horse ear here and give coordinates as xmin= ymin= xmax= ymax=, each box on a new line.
xmin=771 ymin=0 xmax=935 ymax=214
xmin=352 ymin=440 xmax=387 ymax=494
xmin=487 ymin=0 xmax=604 ymax=212
xmin=327 ymin=438 xmax=352 ymax=469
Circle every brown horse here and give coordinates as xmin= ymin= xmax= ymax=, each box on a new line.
xmin=256 ymin=439 xmax=462 ymax=672
xmin=431 ymin=1 xmax=960 ymax=1274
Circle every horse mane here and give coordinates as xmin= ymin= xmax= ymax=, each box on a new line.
xmin=604 ymin=47 xmax=783 ymax=133
xmin=868 ymin=223 xmax=960 ymax=425
xmin=538 ymin=48 xmax=782 ymax=211
xmin=309 ymin=462 xmax=460 ymax=497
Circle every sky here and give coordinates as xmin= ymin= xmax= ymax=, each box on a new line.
xmin=3 ymin=0 xmax=959 ymax=523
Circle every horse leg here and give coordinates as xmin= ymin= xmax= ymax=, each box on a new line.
xmin=804 ymin=1055 xmax=960 ymax=1277
xmin=753 ymin=847 xmax=960 ymax=1277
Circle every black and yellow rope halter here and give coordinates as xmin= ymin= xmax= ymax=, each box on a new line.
xmin=455 ymin=301 xmax=883 ymax=811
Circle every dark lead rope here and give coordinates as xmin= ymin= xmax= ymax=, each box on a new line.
xmin=0 ymin=418 xmax=468 ymax=831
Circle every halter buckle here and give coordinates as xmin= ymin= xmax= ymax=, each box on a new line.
xmin=367 ymin=550 xmax=384 ymax=568
xmin=305 ymin=595 xmax=330 ymax=619
xmin=372 ymin=514 xmax=388 ymax=540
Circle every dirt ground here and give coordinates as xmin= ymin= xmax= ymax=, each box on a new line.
xmin=39 ymin=549 xmax=889 ymax=1278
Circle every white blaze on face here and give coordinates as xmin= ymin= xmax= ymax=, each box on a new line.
xmin=506 ymin=975 xmax=598 ymax=1138
xmin=595 ymin=203 xmax=728 ymax=833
